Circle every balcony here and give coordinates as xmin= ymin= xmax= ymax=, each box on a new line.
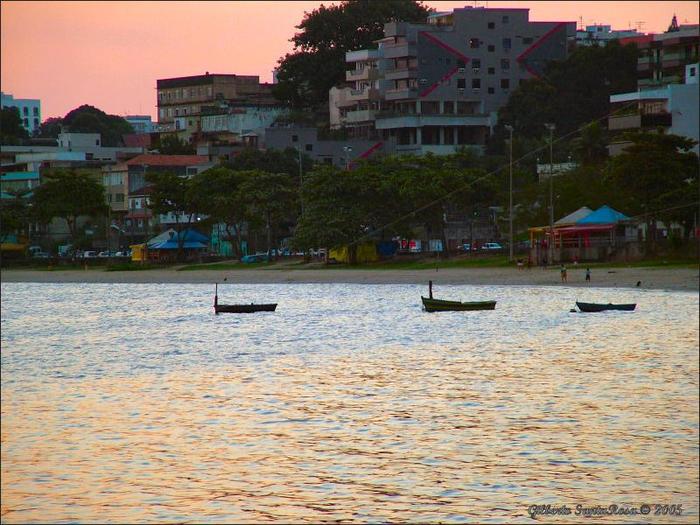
xmin=384 ymin=67 xmax=418 ymax=81
xmin=608 ymin=111 xmax=672 ymax=130
xmin=345 ymin=109 xmax=376 ymax=124
xmin=385 ymin=87 xmax=418 ymax=101
xmin=375 ymin=113 xmax=491 ymax=129
xmin=347 ymin=87 xmax=381 ymax=102
xmin=345 ymin=68 xmax=380 ymax=82
xmin=608 ymin=114 xmax=641 ymax=130
xmin=383 ymin=43 xmax=417 ymax=59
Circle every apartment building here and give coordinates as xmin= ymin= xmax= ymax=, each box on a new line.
xmin=156 ymin=73 xmax=276 ymax=143
xmin=330 ymin=7 xmax=575 ymax=156
xmin=1 ymin=92 xmax=41 ymax=136
xmin=575 ymin=24 xmax=642 ymax=47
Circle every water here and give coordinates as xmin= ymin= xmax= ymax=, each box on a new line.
xmin=1 ymin=282 xmax=698 ymax=523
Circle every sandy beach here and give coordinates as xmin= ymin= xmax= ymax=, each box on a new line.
xmin=2 ymin=264 xmax=698 ymax=291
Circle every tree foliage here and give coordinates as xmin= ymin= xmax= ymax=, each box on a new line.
xmin=33 ymin=105 xmax=134 ymax=146
xmin=31 ymin=169 xmax=108 ymax=242
xmin=273 ymin=0 xmax=431 ymax=111
xmin=157 ymin=134 xmax=196 ymax=155
xmin=0 ymin=107 xmax=29 ymax=144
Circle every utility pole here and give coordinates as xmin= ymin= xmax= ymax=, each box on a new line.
xmin=343 ymin=146 xmax=353 ymax=170
xmin=297 ymin=146 xmax=304 ymax=216
xmin=505 ymin=124 xmax=514 ymax=262
xmin=545 ymin=123 xmax=555 ymax=265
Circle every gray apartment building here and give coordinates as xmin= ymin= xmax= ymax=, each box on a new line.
xmin=330 ymin=7 xmax=576 ymax=156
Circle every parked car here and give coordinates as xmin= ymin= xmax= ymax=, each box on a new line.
xmin=480 ymin=242 xmax=504 ymax=251
xmin=98 ymin=251 xmax=113 ymax=258
xmin=457 ymin=243 xmax=472 ymax=252
xmin=31 ymin=251 xmax=50 ymax=259
xmin=82 ymin=251 xmax=98 ymax=258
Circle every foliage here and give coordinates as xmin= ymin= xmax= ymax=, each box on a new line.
xmin=571 ymin=121 xmax=608 ymax=166
xmin=0 ymin=192 xmax=31 ymax=243
xmin=0 ymin=107 xmax=29 ymax=144
xmin=37 ymin=117 xmax=63 ymax=139
xmin=32 ymin=105 xmax=134 ymax=146
xmin=493 ymin=40 xmax=639 ymax=153
xmin=225 ymin=147 xmax=313 ymax=180
xmin=157 ymin=134 xmax=196 ymax=155
xmin=273 ymin=0 xmax=432 ymax=111
xmin=31 ymin=169 xmax=108 ymax=242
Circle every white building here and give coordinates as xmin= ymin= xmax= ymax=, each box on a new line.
xmin=575 ymin=24 xmax=642 ymax=47
xmin=125 ymin=115 xmax=154 ymax=134
xmin=1 ymin=92 xmax=42 ymax=135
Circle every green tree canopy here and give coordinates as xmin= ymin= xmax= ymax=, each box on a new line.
xmin=1 ymin=107 xmax=30 ymax=144
xmin=273 ymin=0 xmax=431 ymax=111
xmin=31 ymin=169 xmax=108 ymax=242
xmin=157 ymin=134 xmax=196 ymax=155
xmin=34 ymin=105 xmax=134 ymax=146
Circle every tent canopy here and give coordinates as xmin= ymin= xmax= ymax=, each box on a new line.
xmin=577 ymin=205 xmax=629 ymax=225
xmin=147 ymin=228 xmax=209 ymax=247
xmin=555 ymin=206 xmax=593 ymax=226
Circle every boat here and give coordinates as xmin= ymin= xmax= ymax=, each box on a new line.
xmin=214 ymin=283 xmax=277 ymax=314
xmin=576 ymin=301 xmax=636 ymax=312
xmin=421 ymin=281 xmax=496 ymax=312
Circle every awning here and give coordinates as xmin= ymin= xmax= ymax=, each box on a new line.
xmin=554 ymin=225 xmax=615 ymax=235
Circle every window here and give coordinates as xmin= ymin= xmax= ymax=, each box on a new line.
xmin=445 ymin=58 xmax=451 ymax=65
xmin=95 ymin=139 xmax=100 ymax=146
xmin=323 ymin=158 xmax=333 ymax=165
xmin=443 ymin=101 xmax=454 ymax=114
xmin=138 ymin=219 xmax=144 ymax=228
xmin=457 ymin=79 xmax=466 ymax=89
xmin=472 ymin=59 xmax=481 ymax=69
xmin=502 ymin=15 xmax=509 ymax=23
xmin=23 ymin=107 xmax=28 ymax=115
xmin=501 ymin=59 xmax=510 ymax=70
xmin=292 ymin=134 xmax=298 ymax=142
xmin=488 ymin=45 xmax=495 ymax=52
xmin=189 ymin=120 xmax=193 ymax=126
xmin=469 ymin=38 xmax=480 ymax=48
xmin=488 ymin=67 xmax=495 ymax=75
xmin=523 ymin=37 xmax=533 ymax=44
xmin=305 ymin=144 xmax=313 ymax=151
xmin=472 ymin=79 xmax=481 ymax=89
xmin=690 ymin=67 xmax=697 ymax=77
xmin=503 ymin=38 xmax=512 ymax=50
xmin=457 ymin=59 xmax=465 ymax=68
xmin=488 ymin=21 xmax=495 ymax=29
xmin=23 ymin=118 xmax=28 ymax=127
xmin=501 ymin=79 xmax=510 ymax=89
xmin=33 ymin=107 xmax=39 ymax=116
xmin=116 ymin=193 xmax=124 ymax=203
xmin=34 ymin=118 xmax=39 ymax=127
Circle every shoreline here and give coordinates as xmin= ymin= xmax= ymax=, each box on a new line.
xmin=2 ymin=265 xmax=698 ymax=292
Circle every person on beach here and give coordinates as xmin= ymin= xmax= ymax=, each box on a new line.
xmin=560 ymin=264 xmax=567 ymax=282
xmin=585 ymin=267 xmax=591 ymax=282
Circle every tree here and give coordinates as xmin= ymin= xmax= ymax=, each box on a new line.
xmin=189 ymin=167 xmax=249 ymax=258
xmin=274 ymin=0 xmax=431 ymax=111
xmin=608 ymin=131 xmax=699 ymax=249
xmin=493 ymin=40 xmax=638 ymax=153
xmin=157 ymin=134 xmax=196 ymax=155
xmin=238 ymin=171 xmax=298 ymax=259
xmin=571 ymin=121 xmax=608 ymax=166
xmin=32 ymin=105 xmax=134 ymax=146
xmin=146 ymin=171 xmax=199 ymax=261
xmin=31 ymin=170 xmax=108 ymax=243
xmin=1 ymin=107 xmax=29 ymax=144
xmin=0 ymin=191 xmax=31 ymax=245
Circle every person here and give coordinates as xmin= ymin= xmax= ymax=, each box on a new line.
xmin=560 ymin=264 xmax=567 ymax=282
xmin=585 ymin=267 xmax=591 ymax=282
xmin=516 ymin=258 xmax=524 ymax=270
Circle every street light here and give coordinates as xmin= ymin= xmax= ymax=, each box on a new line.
xmin=505 ymin=124 xmax=514 ymax=263
xmin=544 ymin=123 xmax=556 ymax=265
xmin=343 ymin=146 xmax=353 ymax=170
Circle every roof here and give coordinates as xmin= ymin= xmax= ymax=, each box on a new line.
xmin=149 ymin=240 xmax=208 ymax=250
xmin=147 ymin=228 xmax=209 ymax=246
xmin=555 ymin=206 xmax=593 ymax=226
xmin=577 ymin=205 xmax=630 ymax=225
xmin=122 ymin=134 xmax=152 ymax=148
xmin=125 ymin=154 xmax=209 ymax=167
xmin=1 ymin=171 xmax=40 ymax=181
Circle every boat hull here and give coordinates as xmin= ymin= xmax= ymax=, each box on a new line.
xmin=576 ymin=301 xmax=636 ymax=312
xmin=421 ymin=297 xmax=496 ymax=312
xmin=215 ymin=303 xmax=277 ymax=314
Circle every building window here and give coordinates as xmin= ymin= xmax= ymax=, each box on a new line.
xmin=95 ymin=139 xmax=100 ymax=146
xmin=523 ymin=37 xmax=533 ymax=44
xmin=292 ymin=134 xmax=298 ymax=142
xmin=501 ymin=79 xmax=510 ymax=90
xmin=472 ymin=79 xmax=481 ymax=89
xmin=457 ymin=59 xmax=465 ymax=68
xmin=116 ymin=193 xmax=124 ymax=203
xmin=443 ymin=101 xmax=454 ymax=114
xmin=501 ymin=59 xmax=510 ymax=70
xmin=488 ymin=21 xmax=495 ymax=29
xmin=23 ymin=118 xmax=28 ymax=127
xmin=488 ymin=87 xmax=495 ymax=94
xmin=34 ymin=118 xmax=39 ymax=127
xmin=33 ymin=107 xmax=39 ymax=116
xmin=488 ymin=67 xmax=495 ymax=75
xmin=503 ymin=38 xmax=512 ymax=50
xmin=469 ymin=38 xmax=480 ymax=48
xmin=502 ymin=15 xmax=509 ymax=23
xmin=472 ymin=59 xmax=481 ymax=69
xmin=305 ymin=144 xmax=313 ymax=151
xmin=488 ymin=45 xmax=495 ymax=52
xmin=138 ymin=219 xmax=144 ymax=228
xmin=457 ymin=78 xmax=466 ymax=89
xmin=23 ymin=107 xmax=28 ymax=115
xmin=690 ymin=67 xmax=697 ymax=77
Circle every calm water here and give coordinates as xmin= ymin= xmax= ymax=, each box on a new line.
xmin=1 ymin=282 xmax=698 ymax=523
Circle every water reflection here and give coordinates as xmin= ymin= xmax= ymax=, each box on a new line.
xmin=1 ymin=283 xmax=698 ymax=522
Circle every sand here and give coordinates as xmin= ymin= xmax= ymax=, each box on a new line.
xmin=2 ymin=263 xmax=698 ymax=292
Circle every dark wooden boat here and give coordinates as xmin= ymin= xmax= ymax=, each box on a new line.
xmin=421 ymin=281 xmax=496 ymax=312
xmin=576 ymin=301 xmax=636 ymax=312
xmin=214 ymin=283 xmax=277 ymax=314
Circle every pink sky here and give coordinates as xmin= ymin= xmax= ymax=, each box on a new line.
xmin=2 ymin=1 xmax=698 ymax=121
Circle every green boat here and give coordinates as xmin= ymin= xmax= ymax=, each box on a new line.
xmin=421 ymin=280 xmax=496 ymax=312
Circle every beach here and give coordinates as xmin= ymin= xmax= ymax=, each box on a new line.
xmin=2 ymin=264 xmax=697 ymax=291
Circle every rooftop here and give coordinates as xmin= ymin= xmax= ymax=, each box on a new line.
xmin=124 ymin=154 xmax=209 ymax=167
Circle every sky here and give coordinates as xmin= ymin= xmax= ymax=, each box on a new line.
xmin=2 ymin=1 xmax=698 ymax=121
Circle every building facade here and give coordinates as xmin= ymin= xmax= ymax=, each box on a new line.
xmin=125 ymin=115 xmax=154 ymax=134
xmin=575 ymin=24 xmax=642 ymax=47
xmin=330 ymin=7 xmax=575 ymax=156
xmin=156 ymin=73 xmax=276 ymax=143
xmin=1 ymin=92 xmax=41 ymax=136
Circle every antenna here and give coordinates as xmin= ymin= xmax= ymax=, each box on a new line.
xmin=579 ymin=16 xmax=583 ymax=31
xmin=635 ymin=21 xmax=645 ymax=33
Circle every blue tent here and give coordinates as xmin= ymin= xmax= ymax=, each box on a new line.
xmin=576 ymin=205 xmax=629 ymax=225
xmin=148 ymin=229 xmax=209 ymax=250
xmin=149 ymin=239 xmax=208 ymax=250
